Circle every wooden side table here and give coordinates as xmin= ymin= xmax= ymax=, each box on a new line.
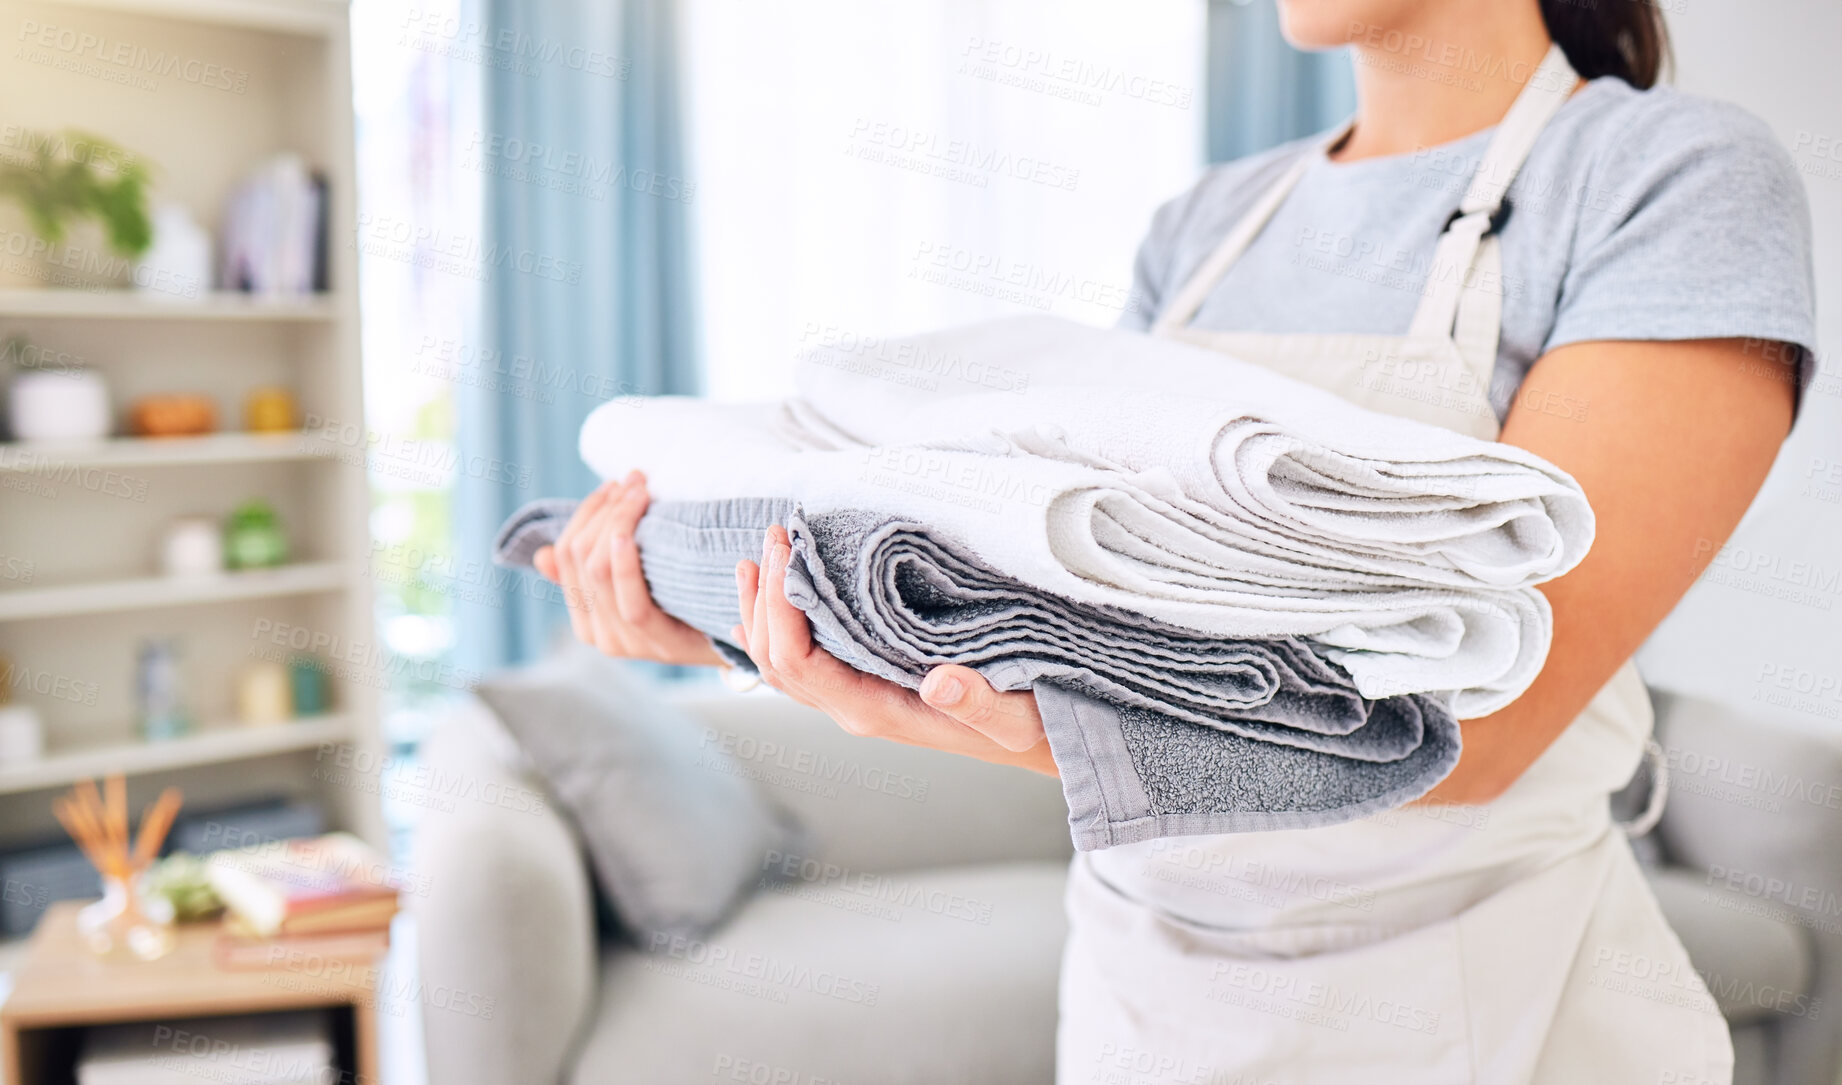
xmin=1 ymin=902 xmax=381 ymax=1084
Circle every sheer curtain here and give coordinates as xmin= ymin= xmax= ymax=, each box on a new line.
xmin=451 ymin=0 xmax=701 ymax=671
xmin=682 ymin=0 xmax=1209 ymax=401
xmin=1206 ymin=0 xmax=1355 ymax=162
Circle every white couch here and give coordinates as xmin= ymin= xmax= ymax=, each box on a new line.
xmin=411 ymin=690 xmax=1075 ymax=1085
xmin=411 ymin=688 xmax=1841 ymax=1085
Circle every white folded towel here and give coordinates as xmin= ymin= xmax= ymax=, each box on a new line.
xmin=581 ymin=317 xmax=1593 ymax=716
xmin=792 ymin=317 xmax=1593 ymax=590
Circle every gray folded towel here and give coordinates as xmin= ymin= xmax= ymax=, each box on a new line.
xmin=493 ymin=497 xmax=1461 ymax=848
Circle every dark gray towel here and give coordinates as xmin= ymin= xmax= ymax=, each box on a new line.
xmin=493 ymin=497 xmax=1461 ymax=848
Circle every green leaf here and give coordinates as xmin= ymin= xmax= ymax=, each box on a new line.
xmin=0 ymin=129 xmax=156 ymax=257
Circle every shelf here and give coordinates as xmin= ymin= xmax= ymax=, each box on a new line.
xmin=0 ymin=716 xmax=352 ymax=795
xmin=0 ymin=289 xmax=335 ymax=322
xmin=0 ymin=562 xmax=351 ymax=621
xmin=33 ymin=0 xmax=348 ymax=37
xmin=0 ymin=433 xmax=339 ymax=472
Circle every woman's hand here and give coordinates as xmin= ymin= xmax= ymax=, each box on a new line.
xmin=733 ymin=525 xmax=1057 ymax=776
xmin=533 ymin=471 xmax=727 ymax=667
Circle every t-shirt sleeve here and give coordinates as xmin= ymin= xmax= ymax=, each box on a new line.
xmin=1116 ymin=187 xmax=1199 ymax=333
xmin=1543 ymin=95 xmax=1818 ymax=390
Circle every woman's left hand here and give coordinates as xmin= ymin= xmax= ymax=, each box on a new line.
xmin=733 ymin=525 xmax=1057 ymax=776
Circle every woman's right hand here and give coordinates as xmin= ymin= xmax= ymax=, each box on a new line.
xmin=533 ymin=470 xmax=726 ymax=667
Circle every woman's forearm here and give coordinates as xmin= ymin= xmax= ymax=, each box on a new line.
xmin=1420 ymin=337 xmax=1794 ymax=805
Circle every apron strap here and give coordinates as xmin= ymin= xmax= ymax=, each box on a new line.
xmin=1151 ymin=123 xmax=1351 ymax=335
xmin=1153 ymin=41 xmax=1578 ymax=378
xmin=1407 ymin=43 xmax=1579 ymax=360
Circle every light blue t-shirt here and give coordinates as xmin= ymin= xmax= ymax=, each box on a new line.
xmin=1120 ymin=77 xmax=1818 ymax=420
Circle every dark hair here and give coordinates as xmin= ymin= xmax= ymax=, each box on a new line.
xmin=1538 ymin=0 xmax=1671 ymax=88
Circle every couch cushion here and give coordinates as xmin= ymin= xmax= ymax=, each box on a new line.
xmin=571 ymin=860 xmax=1068 ymax=1085
xmin=1648 ymin=866 xmax=1814 ymax=1025
xmin=475 ymin=645 xmax=806 ymax=944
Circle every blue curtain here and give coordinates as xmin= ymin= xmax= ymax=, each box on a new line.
xmin=1206 ymin=0 xmax=1356 ymax=162
xmin=453 ymin=0 xmax=700 ymax=672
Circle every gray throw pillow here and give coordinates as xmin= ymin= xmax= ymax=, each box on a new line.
xmin=474 ymin=645 xmax=804 ymax=944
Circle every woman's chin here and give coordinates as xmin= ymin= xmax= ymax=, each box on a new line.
xmin=1275 ymin=0 xmax=1403 ymax=50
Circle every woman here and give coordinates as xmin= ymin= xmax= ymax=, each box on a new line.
xmin=537 ymin=0 xmax=1815 ymax=1078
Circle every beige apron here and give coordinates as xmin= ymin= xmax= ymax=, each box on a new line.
xmin=1059 ymin=46 xmax=1732 ymax=1085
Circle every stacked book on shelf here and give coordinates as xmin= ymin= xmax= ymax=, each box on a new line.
xmin=205 ymin=832 xmax=399 ymax=968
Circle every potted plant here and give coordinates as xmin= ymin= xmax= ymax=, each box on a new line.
xmin=0 ymin=129 xmax=152 ymax=290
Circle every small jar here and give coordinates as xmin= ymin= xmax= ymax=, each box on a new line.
xmin=77 ymin=870 xmax=176 ymax=961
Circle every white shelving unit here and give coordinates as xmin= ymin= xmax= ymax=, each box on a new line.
xmin=0 ymin=288 xmax=337 ymax=322
xmin=0 ymin=432 xmax=341 ymax=470
xmin=0 ymin=715 xmax=353 ymax=796
xmin=0 ymin=562 xmax=351 ymax=621
xmin=0 ymin=0 xmax=382 ymax=848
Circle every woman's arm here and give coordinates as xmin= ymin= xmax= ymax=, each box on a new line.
xmin=1421 ymin=337 xmax=1795 ymax=803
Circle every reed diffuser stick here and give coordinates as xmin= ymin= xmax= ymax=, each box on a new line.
xmin=53 ymin=776 xmax=184 ymax=881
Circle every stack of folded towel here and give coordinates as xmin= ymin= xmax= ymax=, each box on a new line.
xmin=495 ymin=317 xmax=1593 ymax=848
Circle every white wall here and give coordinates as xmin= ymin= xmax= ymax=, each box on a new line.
xmin=1635 ymin=0 xmax=1842 ymax=735
xmin=684 ymin=0 xmax=1206 ymax=402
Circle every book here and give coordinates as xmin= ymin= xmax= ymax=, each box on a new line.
xmin=215 ymin=923 xmax=390 ymax=970
xmin=205 ymin=832 xmax=400 ymax=938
